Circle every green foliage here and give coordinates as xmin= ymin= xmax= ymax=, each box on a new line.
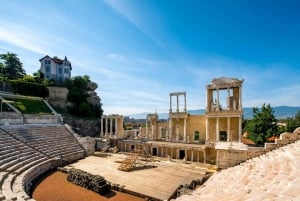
xmin=78 ymin=102 xmax=92 ymax=116
xmin=245 ymin=103 xmax=278 ymax=146
xmin=32 ymin=69 xmax=46 ymax=85
xmin=66 ymin=75 xmax=102 ymax=118
xmin=66 ymin=76 xmax=89 ymax=105
xmin=9 ymin=80 xmax=48 ymax=97
xmin=286 ymin=111 xmax=300 ymax=132
xmin=0 ymin=52 xmax=26 ymax=79
xmin=7 ymin=98 xmax=51 ymax=114
xmin=18 ymin=75 xmax=36 ymax=83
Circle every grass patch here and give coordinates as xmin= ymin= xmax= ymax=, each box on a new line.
xmin=6 ymin=98 xmax=52 ymax=114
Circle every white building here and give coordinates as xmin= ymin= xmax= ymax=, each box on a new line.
xmin=39 ymin=55 xmax=72 ymax=83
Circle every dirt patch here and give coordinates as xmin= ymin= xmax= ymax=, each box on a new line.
xmin=32 ymin=171 xmax=145 ymax=201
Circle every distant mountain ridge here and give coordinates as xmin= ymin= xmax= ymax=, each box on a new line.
xmin=128 ymin=106 xmax=300 ymax=120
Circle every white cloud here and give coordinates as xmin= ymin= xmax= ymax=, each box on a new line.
xmin=107 ymin=53 xmax=126 ymax=61
xmin=0 ymin=21 xmax=85 ymax=58
xmin=0 ymin=24 xmax=47 ymax=55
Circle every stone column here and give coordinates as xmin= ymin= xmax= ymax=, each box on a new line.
xmin=203 ymin=149 xmax=207 ymax=163
xmin=115 ymin=117 xmax=118 ymax=136
xmin=239 ymin=115 xmax=242 ymax=142
xmin=145 ymin=118 xmax=148 ymax=139
xmin=171 ymin=148 xmax=173 ymax=159
xmin=139 ymin=127 xmax=142 ymax=137
xmin=227 ymin=117 xmax=230 ymax=141
xmin=151 ymin=123 xmax=154 ymax=140
xmin=169 ymin=119 xmax=172 ymax=141
xmin=100 ymin=116 xmax=104 ymax=137
xmin=191 ymin=150 xmax=194 ymax=162
xmin=216 ymin=89 xmax=220 ymax=110
xmin=206 ymin=88 xmax=209 ymax=111
xmin=159 ymin=126 xmax=162 ymax=139
xmin=110 ymin=118 xmax=113 ymax=137
xmin=239 ymin=85 xmax=242 ymax=110
xmin=183 ymin=118 xmax=187 ymax=142
xmin=184 ymin=93 xmax=187 ymax=112
xmin=169 ymin=94 xmax=172 ymax=112
xmin=105 ymin=118 xmax=108 ymax=136
xmin=216 ymin=117 xmax=219 ymax=141
xmin=176 ymin=95 xmax=179 ymax=112
xmin=176 ymin=123 xmax=179 ymax=141
xmin=206 ymin=118 xmax=209 ymax=141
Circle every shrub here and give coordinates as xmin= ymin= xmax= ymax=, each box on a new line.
xmin=9 ymin=80 xmax=48 ymax=97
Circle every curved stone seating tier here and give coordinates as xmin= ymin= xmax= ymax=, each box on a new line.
xmin=0 ymin=125 xmax=85 ymax=201
xmin=175 ymin=140 xmax=300 ymax=201
xmin=4 ymin=126 xmax=84 ymax=159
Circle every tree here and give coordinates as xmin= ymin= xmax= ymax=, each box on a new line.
xmin=78 ymin=102 xmax=92 ymax=116
xmin=286 ymin=111 xmax=300 ymax=132
xmin=65 ymin=75 xmax=102 ymax=118
xmin=33 ymin=69 xmax=45 ymax=84
xmin=0 ymin=62 xmax=4 ymax=77
xmin=245 ymin=103 xmax=278 ymax=146
xmin=19 ymin=75 xmax=36 ymax=83
xmin=0 ymin=52 xmax=26 ymax=79
xmin=66 ymin=76 xmax=89 ymax=105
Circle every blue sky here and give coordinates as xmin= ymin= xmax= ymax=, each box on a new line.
xmin=0 ymin=0 xmax=300 ymax=115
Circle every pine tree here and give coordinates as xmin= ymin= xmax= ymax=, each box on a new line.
xmin=246 ymin=103 xmax=278 ymax=145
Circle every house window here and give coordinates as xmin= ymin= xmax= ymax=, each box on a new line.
xmin=58 ymin=68 xmax=62 ymax=74
xmin=194 ymin=131 xmax=200 ymax=141
xmin=64 ymin=68 xmax=68 ymax=73
xmin=46 ymin=66 xmax=50 ymax=73
xmin=45 ymin=60 xmax=51 ymax=65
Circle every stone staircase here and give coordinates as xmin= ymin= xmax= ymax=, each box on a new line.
xmin=175 ymin=140 xmax=300 ymax=201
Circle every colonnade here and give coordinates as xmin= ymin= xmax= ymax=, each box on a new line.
xmin=145 ymin=114 xmax=158 ymax=140
xmin=100 ymin=115 xmax=123 ymax=138
xmin=120 ymin=142 xmax=207 ymax=163
xmin=169 ymin=92 xmax=187 ymax=112
xmin=205 ymin=115 xmax=242 ymax=142
xmin=168 ymin=118 xmax=187 ymax=142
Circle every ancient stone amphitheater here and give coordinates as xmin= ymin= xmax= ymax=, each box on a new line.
xmin=0 ymin=125 xmax=85 ymax=201
xmin=1 ymin=124 xmax=300 ymax=201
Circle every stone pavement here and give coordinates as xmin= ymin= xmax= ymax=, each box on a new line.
xmin=66 ymin=154 xmax=210 ymax=200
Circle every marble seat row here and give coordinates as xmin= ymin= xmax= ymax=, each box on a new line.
xmin=0 ymin=125 xmax=85 ymax=201
xmin=5 ymin=126 xmax=84 ymax=159
xmin=175 ymin=140 xmax=300 ymax=201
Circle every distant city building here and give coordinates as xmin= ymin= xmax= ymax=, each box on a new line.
xmin=39 ymin=55 xmax=72 ymax=83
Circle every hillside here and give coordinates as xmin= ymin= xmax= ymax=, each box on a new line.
xmin=128 ymin=106 xmax=300 ymax=120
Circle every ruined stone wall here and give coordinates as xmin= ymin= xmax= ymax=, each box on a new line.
xmin=186 ymin=115 xmax=206 ymax=143
xmin=24 ymin=114 xmax=61 ymax=124
xmin=64 ymin=118 xmax=100 ymax=137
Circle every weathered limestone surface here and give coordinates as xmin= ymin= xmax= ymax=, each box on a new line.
xmin=175 ymin=139 xmax=300 ymax=201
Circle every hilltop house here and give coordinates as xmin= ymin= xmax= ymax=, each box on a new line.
xmin=39 ymin=55 xmax=72 ymax=83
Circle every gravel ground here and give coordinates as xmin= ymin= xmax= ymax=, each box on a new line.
xmin=32 ymin=171 xmax=145 ymax=201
